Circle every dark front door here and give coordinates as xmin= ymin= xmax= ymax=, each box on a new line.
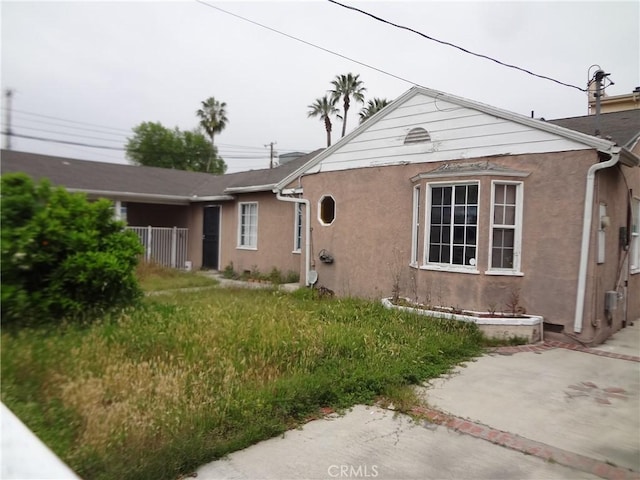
xmin=202 ymin=206 xmax=220 ymax=270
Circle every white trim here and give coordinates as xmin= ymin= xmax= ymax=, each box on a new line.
xmin=631 ymin=196 xmax=640 ymax=274
xmin=293 ymin=203 xmax=303 ymax=253
xmin=237 ymin=202 xmax=258 ymax=249
xmin=420 ymin=265 xmax=480 ymax=275
xmin=411 ymin=185 xmax=421 ymax=265
xmin=318 ymin=194 xmax=336 ymax=226
xmin=487 ymin=181 xmax=524 ymax=274
xmin=225 ymin=184 xmax=276 ymax=194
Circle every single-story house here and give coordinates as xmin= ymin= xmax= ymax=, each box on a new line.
xmin=273 ymin=86 xmax=640 ymax=346
xmin=0 ymin=149 xmax=322 ymax=278
xmin=2 ymin=85 xmax=638 ymax=345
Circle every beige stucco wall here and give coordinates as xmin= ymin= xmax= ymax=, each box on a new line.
xmin=216 ymin=192 xmax=302 ymax=278
xmin=299 ymin=149 xmax=638 ymax=344
xmin=627 ymin=144 xmax=640 ymax=327
xmin=186 ymin=203 xmax=206 ymax=269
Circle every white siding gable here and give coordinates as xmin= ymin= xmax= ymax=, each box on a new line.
xmin=307 ymin=92 xmax=593 ymax=174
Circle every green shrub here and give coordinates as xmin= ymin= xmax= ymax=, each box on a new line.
xmin=1 ymin=173 xmax=143 ymax=326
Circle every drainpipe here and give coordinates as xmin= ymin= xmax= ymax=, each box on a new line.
xmin=573 ymin=148 xmax=620 ymax=333
xmin=275 ymin=190 xmax=311 ymax=286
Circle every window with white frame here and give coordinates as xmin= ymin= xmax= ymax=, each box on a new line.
xmin=489 ymin=182 xmax=523 ymax=273
xmin=631 ymin=196 xmax=640 ymax=273
xmin=411 ymin=185 xmax=421 ymax=265
xmin=426 ymin=183 xmax=478 ymax=268
xmin=238 ymin=202 xmax=258 ymax=249
xmin=293 ymin=203 xmax=303 ymax=253
xmin=319 ymin=195 xmax=336 ymax=225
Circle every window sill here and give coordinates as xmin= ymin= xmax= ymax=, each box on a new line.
xmin=631 ymin=268 xmax=640 ymax=275
xmin=484 ymin=270 xmax=524 ymax=277
xmin=419 ymin=265 xmax=480 ymax=275
xmin=292 ymin=250 xmax=301 ymax=255
xmin=236 ymin=246 xmax=258 ymax=251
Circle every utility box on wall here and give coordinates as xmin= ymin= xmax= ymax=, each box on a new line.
xmin=605 ymin=290 xmax=618 ymax=314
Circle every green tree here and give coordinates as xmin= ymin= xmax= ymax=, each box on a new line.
xmin=308 ymin=95 xmax=340 ymax=147
xmin=125 ymin=122 xmax=226 ymax=174
xmin=359 ymin=98 xmax=391 ymax=124
xmin=1 ymin=173 xmax=143 ymax=325
xmin=196 ymin=97 xmax=228 ymax=172
xmin=330 ymin=73 xmax=366 ymax=138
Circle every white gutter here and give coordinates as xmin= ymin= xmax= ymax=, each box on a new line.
xmin=225 ymin=184 xmax=276 ymax=194
xmin=574 ymin=148 xmax=621 ymax=333
xmin=275 ymin=189 xmax=311 ymax=286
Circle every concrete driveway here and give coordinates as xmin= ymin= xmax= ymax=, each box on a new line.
xmin=197 ymin=324 xmax=640 ymax=480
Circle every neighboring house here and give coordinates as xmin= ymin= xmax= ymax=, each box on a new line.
xmin=0 ymin=149 xmax=322 ymax=277
xmin=588 ymin=85 xmax=640 ymax=115
xmin=274 ymin=86 xmax=640 ymax=345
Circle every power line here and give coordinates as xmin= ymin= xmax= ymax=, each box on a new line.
xmin=327 ymin=0 xmax=587 ymax=93
xmin=4 ymin=131 xmax=296 ymax=160
xmin=9 ymin=113 xmax=130 ymax=138
xmin=6 ymin=132 xmax=127 ymax=150
xmin=195 ymin=0 xmax=420 ymax=87
xmin=3 ymin=107 xmax=132 ymax=133
xmin=12 ymin=124 xmax=127 ymax=143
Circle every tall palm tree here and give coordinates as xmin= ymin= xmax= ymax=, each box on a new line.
xmin=330 ymin=73 xmax=366 ymax=138
xmin=359 ymin=98 xmax=391 ymax=124
xmin=307 ymin=95 xmax=339 ymax=147
xmin=196 ymin=97 xmax=228 ymax=172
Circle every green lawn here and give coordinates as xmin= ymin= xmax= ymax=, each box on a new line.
xmin=136 ymin=262 xmax=219 ymax=292
xmin=1 ymin=287 xmax=484 ymax=480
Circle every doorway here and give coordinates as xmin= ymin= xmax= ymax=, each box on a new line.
xmin=202 ymin=206 xmax=221 ymax=270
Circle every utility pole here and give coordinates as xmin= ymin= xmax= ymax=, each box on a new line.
xmin=592 ymin=69 xmax=613 ymax=137
xmin=4 ymin=89 xmax=14 ymax=150
xmin=265 ymin=141 xmax=277 ymax=169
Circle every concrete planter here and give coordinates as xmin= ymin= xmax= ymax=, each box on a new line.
xmin=381 ymin=297 xmax=543 ymax=343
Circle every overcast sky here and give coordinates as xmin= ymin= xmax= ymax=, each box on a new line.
xmin=1 ymin=1 xmax=638 ymax=173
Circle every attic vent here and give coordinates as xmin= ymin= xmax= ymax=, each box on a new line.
xmin=404 ymin=127 xmax=431 ymax=144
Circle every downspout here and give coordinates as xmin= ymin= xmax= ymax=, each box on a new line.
xmin=275 ymin=189 xmax=311 ymax=286
xmin=573 ymin=148 xmax=620 ymax=333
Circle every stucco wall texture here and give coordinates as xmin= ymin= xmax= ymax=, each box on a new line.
xmin=300 ymin=150 xmax=639 ymax=344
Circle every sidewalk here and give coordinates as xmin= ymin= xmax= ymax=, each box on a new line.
xmin=197 ymin=324 xmax=640 ymax=480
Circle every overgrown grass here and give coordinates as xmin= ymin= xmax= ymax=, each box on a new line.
xmin=136 ymin=262 xmax=218 ymax=292
xmin=1 ymin=288 xmax=483 ymax=480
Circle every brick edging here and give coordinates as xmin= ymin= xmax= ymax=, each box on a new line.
xmin=410 ymin=407 xmax=640 ymax=480
xmin=489 ymin=341 xmax=640 ymax=362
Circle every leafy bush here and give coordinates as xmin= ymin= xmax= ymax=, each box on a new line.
xmin=1 ymin=173 xmax=143 ymax=326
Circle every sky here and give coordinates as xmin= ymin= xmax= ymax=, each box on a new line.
xmin=1 ymin=1 xmax=639 ymax=173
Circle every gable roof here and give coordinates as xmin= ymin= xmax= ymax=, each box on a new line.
xmin=0 ymin=149 xmax=323 ymax=203
xmin=547 ymin=109 xmax=640 ymax=149
xmin=276 ymin=86 xmax=638 ymax=190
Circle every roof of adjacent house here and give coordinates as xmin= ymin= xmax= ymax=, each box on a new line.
xmin=0 ymin=149 xmax=323 ymax=203
xmin=547 ymin=109 xmax=640 ymax=149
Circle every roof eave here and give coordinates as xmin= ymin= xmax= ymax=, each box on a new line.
xmin=225 ymin=184 xmax=276 ymax=194
xmin=68 ymin=189 xmax=191 ymax=205
xmin=190 ymin=195 xmax=235 ymax=202
xmin=620 ymin=147 xmax=640 ymax=168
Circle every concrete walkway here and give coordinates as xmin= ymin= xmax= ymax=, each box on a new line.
xmin=197 ymin=324 xmax=640 ymax=480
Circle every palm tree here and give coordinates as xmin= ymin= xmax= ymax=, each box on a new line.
xmin=359 ymin=98 xmax=391 ymax=124
xmin=196 ymin=97 xmax=228 ymax=172
xmin=308 ymin=95 xmax=339 ymax=147
xmin=330 ymin=73 xmax=366 ymax=138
